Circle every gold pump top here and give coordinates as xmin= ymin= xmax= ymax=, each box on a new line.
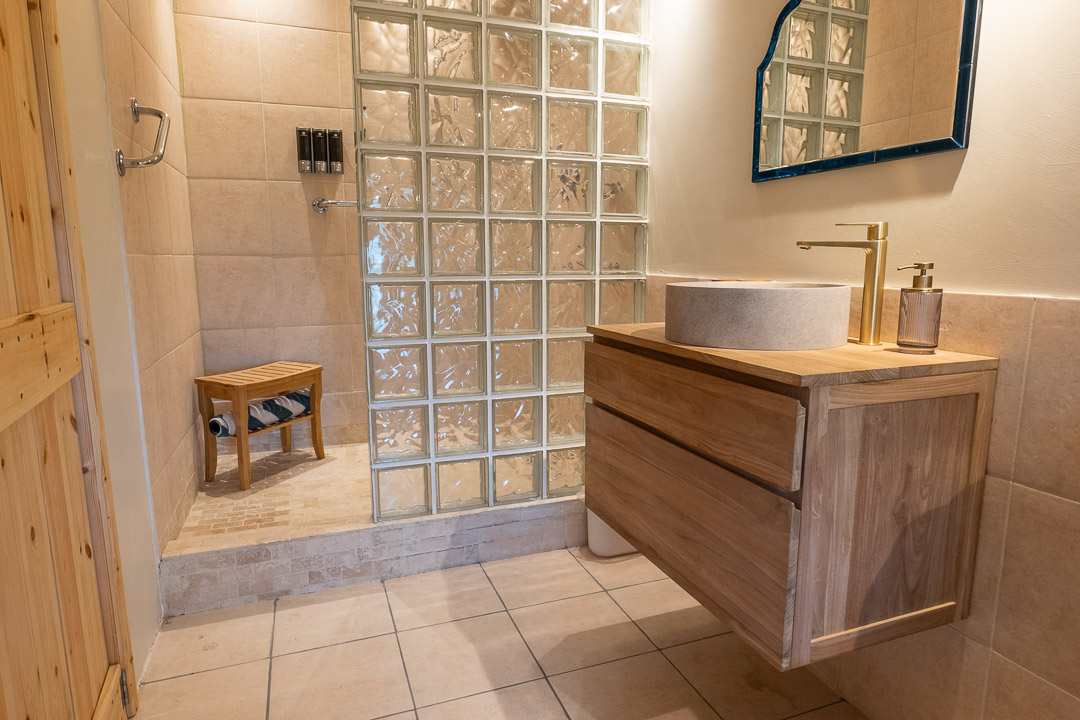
xmin=898 ymin=262 xmax=942 ymax=292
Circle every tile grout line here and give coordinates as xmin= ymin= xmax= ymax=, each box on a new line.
xmin=265 ymin=597 xmax=278 ymax=720
xmin=383 ymin=579 xmax=421 ymax=715
xmin=1006 ymin=299 xmax=1038 ymax=480
xmin=781 ymin=699 xmax=847 ymax=719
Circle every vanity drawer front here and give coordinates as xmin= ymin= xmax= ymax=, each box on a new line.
xmin=585 ymin=341 xmax=807 ymax=491
xmin=585 ymin=404 xmax=800 ymax=669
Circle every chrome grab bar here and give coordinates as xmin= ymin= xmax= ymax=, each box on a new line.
xmin=312 ymin=197 xmax=358 ymax=214
xmin=115 ymin=98 xmax=171 ymax=176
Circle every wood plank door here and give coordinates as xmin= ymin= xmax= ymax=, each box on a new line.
xmin=0 ymin=0 xmax=133 ymax=717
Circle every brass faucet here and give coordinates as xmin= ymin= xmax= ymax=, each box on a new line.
xmin=797 ymin=222 xmax=889 ymax=346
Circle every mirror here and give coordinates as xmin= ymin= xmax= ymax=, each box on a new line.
xmin=753 ymin=0 xmax=981 ymax=181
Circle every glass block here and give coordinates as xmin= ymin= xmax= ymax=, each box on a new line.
xmin=429 ymin=219 xmax=484 ymax=276
xmin=488 ymin=94 xmax=540 ymax=152
xmin=760 ymin=117 xmax=781 ymax=168
xmin=362 ymin=153 xmax=421 ymax=211
xmin=782 ymin=120 xmax=822 ymax=164
xmin=491 ymin=281 xmax=541 ymax=335
xmin=547 ymin=161 xmax=594 ymax=215
xmin=599 ymin=278 xmax=645 ymax=324
xmin=606 ymin=0 xmax=644 ymax=35
xmin=425 ymin=19 xmax=480 ymax=83
xmin=426 ymin=0 xmax=479 ymax=15
xmin=548 ymin=99 xmax=595 ymax=156
xmin=548 ymin=394 xmax=585 ymax=443
xmin=426 ymin=88 xmax=483 ymax=148
xmin=492 ymin=339 xmax=540 ymax=393
xmin=547 ymin=280 xmax=594 ymax=332
xmin=826 ymin=71 xmax=862 ymax=122
xmin=368 ymin=345 xmax=427 ymax=401
xmin=830 ymin=17 xmax=867 ymax=69
xmin=601 ymin=163 xmax=647 ymax=216
xmin=548 ymin=447 xmax=585 ymax=496
xmin=785 ymin=65 xmax=824 ymax=117
xmin=488 ymin=26 xmax=540 ymax=88
xmin=355 ymin=10 xmax=416 ymax=78
xmin=602 ymin=104 xmax=647 ymax=158
xmin=435 ymin=400 xmax=487 ymax=455
xmin=494 ymin=452 xmax=541 ymax=504
xmin=787 ymin=9 xmax=827 ymax=63
xmin=431 ymin=281 xmax=485 ymax=336
xmin=428 ymin=154 xmax=483 ymax=212
xmin=547 ymin=222 xmax=595 ymax=274
xmin=490 ymin=221 xmax=540 ymax=275
xmin=363 ymin=218 xmax=423 ymax=277
xmin=547 ymin=337 xmax=586 ymax=388
xmin=490 ymin=158 xmax=540 ymax=214
xmin=437 ymin=459 xmax=488 ymax=512
xmin=433 ymin=341 xmax=486 ymax=397
xmin=823 ymin=124 xmax=858 ymax=159
xmin=358 ymin=82 xmax=419 ymax=145
xmin=762 ymin=62 xmax=782 ymax=115
xmin=372 ymin=405 xmax=429 ymax=461
xmin=548 ymin=35 xmax=596 ymax=94
xmin=377 ymin=465 xmax=430 ymax=520
xmin=366 ymin=282 xmax=425 ymax=339
xmin=549 ymin=0 xmax=594 ymax=28
xmin=488 ymin=0 xmax=538 ymax=23
xmin=600 ymin=223 xmax=645 ymax=273
xmin=604 ymin=42 xmax=646 ymax=97
xmin=493 ymin=396 xmax=542 ymax=449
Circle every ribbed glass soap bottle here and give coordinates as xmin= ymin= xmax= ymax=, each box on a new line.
xmin=896 ymin=263 xmax=943 ymax=354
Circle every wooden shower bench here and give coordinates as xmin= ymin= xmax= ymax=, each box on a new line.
xmin=196 ymin=361 xmax=324 ymax=490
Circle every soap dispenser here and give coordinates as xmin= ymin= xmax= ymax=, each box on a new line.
xmin=896 ymin=262 xmax=943 ymax=354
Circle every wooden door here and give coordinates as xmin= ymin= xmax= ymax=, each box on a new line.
xmin=0 ymin=1 xmax=134 ymax=718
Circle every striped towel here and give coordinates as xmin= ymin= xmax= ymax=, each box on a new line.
xmin=208 ymin=390 xmax=312 ymax=438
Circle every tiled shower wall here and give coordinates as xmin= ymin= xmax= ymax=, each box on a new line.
xmin=353 ymin=0 xmax=650 ymax=521
xmin=99 ymin=0 xmax=205 ymax=553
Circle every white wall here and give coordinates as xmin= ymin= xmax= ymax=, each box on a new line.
xmin=649 ymin=0 xmax=1080 ymax=299
xmin=56 ymin=0 xmax=162 ymax=678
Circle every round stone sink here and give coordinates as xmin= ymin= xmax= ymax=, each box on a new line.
xmin=665 ymin=282 xmax=851 ymax=351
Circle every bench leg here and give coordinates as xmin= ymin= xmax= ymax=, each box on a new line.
xmin=197 ymin=387 xmax=218 ymax=483
xmin=281 ymin=424 xmax=292 ymax=453
xmin=311 ymin=376 xmax=325 ymax=460
xmin=235 ymin=390 xmax=252 ymax=491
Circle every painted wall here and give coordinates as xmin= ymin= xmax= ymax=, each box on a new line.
xmin=649 ymin=0 xmax=1080 ymax=299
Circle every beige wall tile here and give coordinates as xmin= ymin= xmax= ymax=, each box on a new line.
xmin=262 ymin=104 xmax=342 ymax=181
xmin=798 ymin=704 xmax=869 ymax=720
xmin=189 ymin=179 xmax=272 ymax=256
xmin=953 ymin=476 xmax=1010 ymax=646
xmin=150 ymin=0 xmax=181 ymax=90
xmin=268 ymin=181 xmax=346 ymax=256
xmin=201 ymin=328 xmax=279 ymax=374
xmin=258 ymin=24 xmax=340 ymax=108
xmin=195 ymin=255 xmax=277 ymax=329
xmin=100 ymin=1 xmax=138 ymax=136
xmin=184 ymin=98 xmax=267 ymax=179
xmin=859 ymin=118 xmax=910 ymax=152
xmin=993 ymin=484 xmax=1080 ymax=698
xmin=128 ymin=254 xmax=164 ymax=371
xmin=917 ymin=0 xmax=965 ymax=39
xmin=341 ymin=110 xmax=357 ymax=183
xmin=104 ymin=0 xmax=129 ymax=25
xmin=175 ymin=14 xmax=261 ymax=102
xmin=983 ymin=652 xmax=1080 ymax=720
xmin=862 ymin=45 xmax=915 ymax=126
xmin=115 ymin=133 xmax=153 ymax=254
xmin=911 ymin=30 xmax=962 ymax=116
xmin=908 ymin=108 xmax=955 ymax=144
xmin=275 ymin=324 xmax=354 ymax=392
xmin=175 ymin=0 xmax=257 ymax=21
xmin=1013 ymin=298 xmax=1080 ymax=500
xmin=866 ymin=0 xmax=918 ymax=57
xmin=166 ymin=165 xmax=195 ymax=254
xmin=644 ymin=275 xmax=711 ymax=323
xmin=338 ymin=33 xmax=353 ymax=110
xmin=142 ymin=154 xmax=174 ymax=252
xmin=273 ymin=256 xmax=351 ymax=327
xmin=257 ymin=0 xmax=345 ymax=32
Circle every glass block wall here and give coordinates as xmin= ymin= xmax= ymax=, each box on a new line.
xmin=761 ymin=0 xmax=868 ymax=168
xmin=352 ymin=0 xmax=650 ymax=521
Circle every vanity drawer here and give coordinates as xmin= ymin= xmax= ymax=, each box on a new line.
xmin=585 ymin=404 xmax=800 ymax=669
xmin=584 ymin=341 xmax=807 ymax=491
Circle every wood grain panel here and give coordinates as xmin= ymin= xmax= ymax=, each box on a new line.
xmin=585 ymin=341 xmax=806 ymax=491
xmin=585 ymin=404 xmax=800 ymax=668
xmin=0 ymin=302 xmax=81 ymax=432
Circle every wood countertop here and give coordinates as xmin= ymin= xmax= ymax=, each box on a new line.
xmin=587 ymin=323 xmax=998 ymax=387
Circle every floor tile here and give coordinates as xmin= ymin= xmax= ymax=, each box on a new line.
xmin=137 ymin=660 xmax=269 ymax=719
xmin=550 ymin=651 xmax=719 ymax=720
xmin=268 ymin=634 xmax=414 ymax=720
xmin=416 ymin=680 xmax=567 ymax=720
xmin=273 ymin=581 xmax=395 ymax=655
xmin=570 ymin=547 xmax=667 ymax=589
xmin=398 ymin=612 xmax=542 ymax=707
xmin=387 ymin=564 xmax=505 ymax=631
xmin=796 ymin=703 xmax=871 ymax=719
xmin=511 ymin=593 xmax=654 ymax=675
xmin=483 ymin=549 xmax=602 ymax=609
xmin=610 ymin=579 xmax=730 ymax=648
xmin=664 ymin=634 xmax=839 ymax=720
xmin=144 ymin=602 xmax=275 ymax=681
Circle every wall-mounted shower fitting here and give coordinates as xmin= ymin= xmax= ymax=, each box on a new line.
xmin=296 ymin=127 xmax=343 ymax=174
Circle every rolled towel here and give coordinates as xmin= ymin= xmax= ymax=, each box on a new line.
xmin=208 ymin=389 xmax=312 ymax=438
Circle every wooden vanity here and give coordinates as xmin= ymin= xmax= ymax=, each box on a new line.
xmin=584 ymin=323 xmax=997 ymax=671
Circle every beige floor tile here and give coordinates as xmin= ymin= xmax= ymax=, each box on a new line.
xmin=273 ymin=581 xmax=394 ymax=655
xmin=570 ymin=547 xmax=667 ymax=589
xmin=483 ymin=549 xmax=602 ymax=609
xmin=984 ymin=653 xmax=1080 ymax=720
xmin=137 ymin=660 xmax=269 ymax=719
xmin=416 ymin=680 xmax=566 ymax=720
xmin=144 ymin=602 xmax=275 ymax=681
xmin=397 ymin=613 xmax=542 ymax=707
xmin=796 ymin=703 xmax=870 ymax=720
xmin=511 ymin=593 xmax=654 ymax=675
xmin=664 ymin=634 xmax=838 ymax=720
xmin=610 ymin=579 xmax=730 ymax=648
xmin=387 ymin=564 xmax=505 ymax=631
xmin=268 ymin=634 xmax=414 ymax=720
xmin=550 ymin=651 xmax=720 ymax=720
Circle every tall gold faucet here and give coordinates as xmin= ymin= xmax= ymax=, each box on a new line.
xmin=797 ymin=222 xmax=889 ymax=346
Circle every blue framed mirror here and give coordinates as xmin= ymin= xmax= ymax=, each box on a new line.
xmin=753 ymin=0 xmax=982 ymax=182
